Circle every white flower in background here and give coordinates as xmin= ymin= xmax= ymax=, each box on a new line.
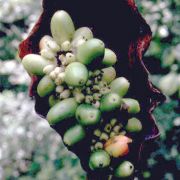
xmin=0 ymin=60 xmax=30 ymax=85
xmin=0 ymin=91 xmax=85 ymax=179
xmin=0 ymin=0 xmax=41 ymax=23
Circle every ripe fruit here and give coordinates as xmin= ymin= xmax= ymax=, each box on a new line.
xmin=104 ymin=135 xmax=132 ymax=158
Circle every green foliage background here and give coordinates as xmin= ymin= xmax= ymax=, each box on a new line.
xmin=0 ymin=0 xmax=179 ymax=179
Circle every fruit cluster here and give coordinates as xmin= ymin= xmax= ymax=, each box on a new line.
xmin=21 ymin=10 xmax=144 ymax=178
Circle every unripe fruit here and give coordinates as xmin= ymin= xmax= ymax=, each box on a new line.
xmin=40 ymin=49 xmax=55 ymax=60
xmin=22 ymin=54 xmax=52 ymax=76
xmin=126 ymin=118 xmax=142 ymax=133
xmin=39 ymin=35 xmax=52 ymax=50
xmin=76 ymin=104 xmax=101 ymax=126
xmin=65 ymin=62 xmax=88 ymax=87
xmin=73 ymin=27 xmax=93 ymax=41
xmin=102 ymin=48 xmax=117 ymax=66
xmin=100 ymin=93 xmax=122 ymax=112
xmin=48 ymin=95 xmax=60 ymax=107
xmin=102 ymin=67 xmax=116 ymax=84
xmin=59 ymin=89 xmax=71 ymax=99
xmin=115 ymin=161 xmax=134 ymax=178
xmin=104 ymin=135 xmax=132 ymax=158
xmin=72 ymin=27 xmax=93 ymax=47
xmin=61 ymin=41 xmax=71 ymax=51
xmin=37 ymin=76 xmax=55 ymax=97
xmin=47 ymin=98 xmax=78 ymax=125
xmin=89 ymin=150 xmax=111 ymax=170
xmin=77 ymin=38 xmax=105 ymax=65
xmin=110 ymin=77 xmax=130 ymax=97
xmin=43 ymin=65 xmax=55 ymax=75
xmin=66 ymin=53 xmax=76 ymax=64
xmin=47 ymin=40 xmax=61 ymax=52
xmin=122 ymin=98 xmax=141 ymax=114
xmin=63 ymin=125 xmax=85 ymax=146
xmin=39 ymin=35 xmax=61 ymax=52
xmin=50 ymin=10 xmax=75 ymax=45
xmin=74 ymin=93 xmax=85 ymax=103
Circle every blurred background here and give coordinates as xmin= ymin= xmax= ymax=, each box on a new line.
xmin=0 ymin=0 xmax=179 ymax=179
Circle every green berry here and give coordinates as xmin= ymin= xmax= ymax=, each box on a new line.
xmin=22 ymin=54 xmax=52 ymax=76
xmin=72 ymin=27 xmax=93 ymax=47
xmin=37 ymin=75 xmax=55 ymax=97
xmin=65 ymin=62 xmax=88 ymax=87
xmin=110 ymin=77 xmax=130 ymax=97
xmin=122 ymin=98 xmax=141 ymax=114
xmin=102 ymin=67 xmax=116 ymax=84
xmin=115 ymin=161 xmax=134 ymax=178
xmin=47 ymin=98 xmax=78 ymax=125
xmin=100 ymin=93 xmax=122 ymax=112
xmin=63 ymin=125 xmax=85 ymax=146
xmin=50 ymin=10 xmax=75 ymax=45
xmin=89 ymin=150 xmax=111 ymax=170
xmin=102 ymin=48 xmax=117 ymax=66
xmin=48 ymin=95 xmax=60 ymax=107
xmin=76 ymin=104 xmax=101 ymax=126
xmin=126 ymin=118 xmax=142 ymax=133
xmin=77 ymin=38 xmax=105 ymax=65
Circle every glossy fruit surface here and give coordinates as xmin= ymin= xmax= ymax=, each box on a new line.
xmin=110 ymin=77 xmax=130 ymax=97
xmin=77 ymin=38 xmax=105 ymax=65
xmin=50 ymin=10 xmax=75 ymax=45
xmin=126 ymin=118 xmax=142 ymax=133
xmin=47 ymin=98 xmax=78 ymax=125
xmin=104 ymin=135 xmax=132 ymax=158
xmin=122 ymin=98 xmax=141 ymax=114
xmin=100 ymin=93 xmax=121 ymax=112
xmin=89 ymin=150 xmax=111 ymax=170
xmin=102 ymin=48 xmax=117 ymax=66
xmin=115 ymin=161 xmax=134 ymax=178
xmin=76 ymin=104 xmax=101 ymax=126
xmin=37 ymin=76 xmax=55 ymax=97
xmin=102 ymin=67 xmax=116 ymax=84
xmin=22 ymin=54 xmax=52 ymax=76
xmin=63 ymin=124 xmax=85 ymax=146
xmin=65 ymin=62 xmax=88 ymax=87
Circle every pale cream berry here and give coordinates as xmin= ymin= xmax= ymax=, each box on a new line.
xmin=57 ymin=72 xmax=65 ymax=81
xmin=55 ymin=78 xmax=62 ymax=86
xmin=47 ymin=41 xmax=60 ymax=52
xmin=49 ymin=71 xmax=57 ymax=80
xmin=40 ymin=49 xmax=55 ymax=60
xmin=56 ymin=85 xmax=64 ymax=93
xmin=54 ymin=67 xmax=63 ymax=74
xmin=61 ymin=41 xmax=71 ymax=51
xmin=60 ymin=89 xmax=71 ymax=99
xmin=43 ymin=65 xmax=55 ymax=75
xmin=66 ymin=53 xmax=76 ymax=64
xmin=76 ymin=39 xmax=86 ymax=47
